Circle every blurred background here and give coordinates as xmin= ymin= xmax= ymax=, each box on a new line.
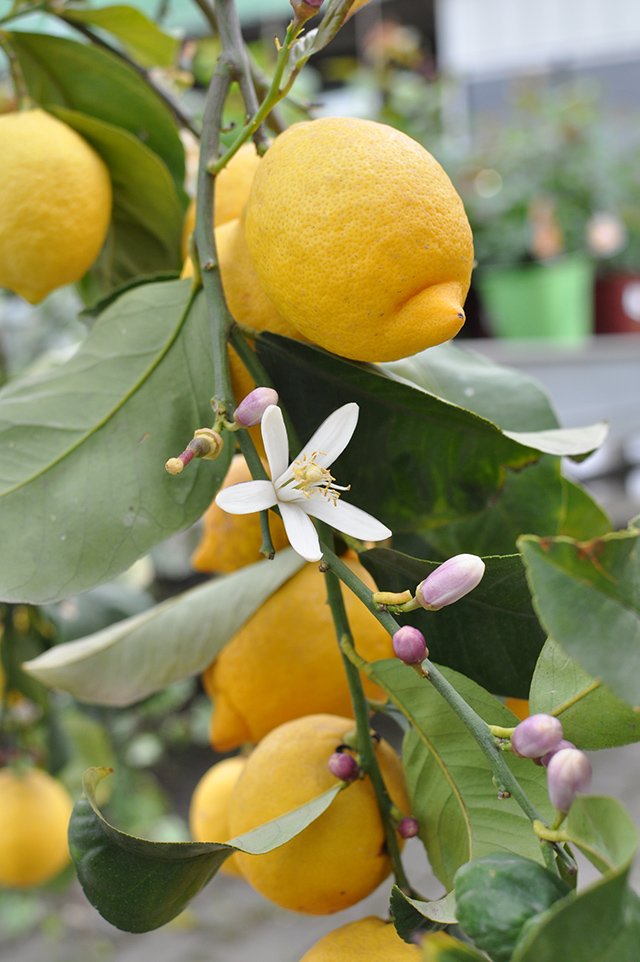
xmin=1 ymin=1 xmax=640 ymax=959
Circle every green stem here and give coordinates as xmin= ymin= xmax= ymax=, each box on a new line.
xmin=194 ymin=57 xmax=236 ymax=410
xmin=319 ymin=529 xmax=414 ymax=895
xmin=209 ymin=17 xmax=301 ymax=174
xmin=214 ymin=0 xmax=268 ymax=151
xmin=319 ymin=541 xmax=576 ymax=876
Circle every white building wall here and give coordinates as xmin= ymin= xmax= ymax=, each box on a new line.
xmin=435 ymin=0 xmax=640 ymax=75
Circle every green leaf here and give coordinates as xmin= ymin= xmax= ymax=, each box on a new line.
xmin=512 ymin=796 xmax=639 ymax=962
xmin=361 ymin=549 xmax=545 ymax=696
xmin=9 ymin=31 xmax=185 ymax=191
xmin=0 ymin=280 xmax=226 ymax=604
xmin=390 ymin=887 xmax=458 ymax=941
xmin=558 ymin=478 xmax=612 ymax=539
xmin=424 ymin=457 xmax=565 ymax=559
xmin=530 ymin=638 xmax=640 ymax=749
xmin=70 ymin=767 xmax=343 ymax=933
xmin=383 ymin=341 xmax=560 ymax=433
xmin=52 ymin=107 xmax=183 ymax=291
xmin=256 ymin=335 xmax=603 ymax=537
xmin=519 ymin=522 xmax=640 ymax=707
xmin=422 ymin=934 xmax=489 ymax=961
xmin=23 ymin=549 xmax=304 ymax=705
xmin=367 ymin=659 xmax=554 ymax=888
xmin=64 ymin=5 xmax=180 ymax=68
xmin=454 ymin=852 xmax=571 ymax=962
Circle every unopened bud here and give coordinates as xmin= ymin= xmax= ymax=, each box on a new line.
xmin=328 ymin=751 xmax=359 ymax=782
xmin=290 ymin=0 xmax=324 ymax=26
xmin=234 ymin=389 xmax=279 ymax=428
xmin=511 ymin=714 xmax=563 ymax=759
xmin=392 ymin=626 xmax=427 ymax=666
xmin=546 ymin=748 xmax=592 ymax=813
xmin=397 ymin=816 xmax=420 ymax=839
xmin=416 ymin=554 xmax=485 ymax=610
xmin=534 ymin=738 xmax=576 ymax=767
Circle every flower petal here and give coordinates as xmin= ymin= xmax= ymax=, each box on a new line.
xmin=304 ymin=495 xmax=392 ymax=543
xmin=261 ymin=405 xmax=289 ymax=480
xmin=215 ymin=480 xmax=277 ymax=514
xmin=279 ymin=501 xmax=323 ymax=562
xmin=289 ymin=402 xmax=359 ymax=470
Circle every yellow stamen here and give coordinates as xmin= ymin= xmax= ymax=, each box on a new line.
xmin=290 ymin=451 xmax=350 ymax=505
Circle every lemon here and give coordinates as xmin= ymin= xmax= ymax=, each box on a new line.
xmin=244 ymin=116 xmax=473 ymax=362
xmin=0 ymin=766 xmax=73 ymax=888
xmin=0 ymin=108 xmax=112 ymax=304
xmin=229 ymin=714 xmax=409 ymax=914
xmin=189 ymin=756 xmax=246 ymax=877
xmin=299 ymin=916 xmax=421 ymax=959
xmin=505 ymin=698 xmax=530 ymax=721
xmin=202 ymin=556 xmax=394 ymax=751
xmin=191 ymin=454 xmax=289 ymax=573
xmin=181 ymin=141 xmax=261 ymax=259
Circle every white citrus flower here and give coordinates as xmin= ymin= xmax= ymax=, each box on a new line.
xmin=215 ymin=403 xmax=392 ymax=562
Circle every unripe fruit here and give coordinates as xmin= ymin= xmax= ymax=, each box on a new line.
xmin=546 ymin=748 xmax=592 ymax=813
xmin=511 ymin=714 xmax=563 ymax=759
xmin=417 ymin=554 xmax=485 ymax=610
xmin=392 ymin=626 xmax=427 ymax=666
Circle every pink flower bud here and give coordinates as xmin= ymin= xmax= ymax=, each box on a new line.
xmin=534 ymin=739 xmax=576 ymax=767
xmin=511 ymin=714 xmax=563 ymax=759
xmin=397 ymin=816 xmax=420 ymax=839
xmin=328 ymin=751 xmax=359 ymax=782
xmin=416 ymin=554 xmax=485 ymax=610
xmin=290 ymin=0 xmax=324 ymax=23
xmin=233 ymin=389 xmax=279 ymax=428
xmin=392 ymin=626 xmax=427 ymax=666
xmin=547 ymin=748 xmax=592 ymax=813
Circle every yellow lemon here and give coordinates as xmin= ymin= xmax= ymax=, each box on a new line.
xmin=202 ymin=556 xmax=394 ymax=751
xmin=299 ymin=916 xmax=421 ymax=959
xmin=0 ymin=108 xmax=112 ymax=304
xmin=181 ymin=141 xmax=262 ymax=259
xmin=0 ymin=766 xmax=73 ymax=888
xmin=244 ymin=116 xmax=473 ymax=362
xmin=188 ymin=756 xmax=246 ymax=877
xmin=191 ymin=454 xmax=289 ymax=573
xmin=229 ymin=714 xmax=409 ymax=914
xmin=505 ymin=697 xmax=530 ymax=722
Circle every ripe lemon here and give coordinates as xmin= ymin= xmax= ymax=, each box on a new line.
xmin=202 ymin=556 xmax=394 ymax=751
xmin=189 ymin=756 xmax=246 ymax=877
xmin=191 ymin=454 xmax=289 ymax=573
xmin=0 ymin=766 xmax=73 ymax=888
xmin=181 ymin=141 xmax=261 ymax=259
xmin=228 ymin=714 xmax=409 ymax=914
xmin=244 ymin=116 xmax=473 ymax=362
xmin=299 ymin=916 xmax=421 ymax=959
xmin=505 ymin=697 xmax=530 ymax=721
xmin=0 ymin=108 xmax=112 ymax=304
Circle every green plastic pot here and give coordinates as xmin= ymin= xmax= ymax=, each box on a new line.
xmin=477 ymin=255 xmax=594 ymax=343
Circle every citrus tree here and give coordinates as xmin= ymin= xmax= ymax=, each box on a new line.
xmin=0 ymin=1 xmax=639 ymax=959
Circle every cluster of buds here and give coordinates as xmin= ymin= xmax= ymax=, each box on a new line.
xmin=510 ymin=714 xmax=591 ymax=814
